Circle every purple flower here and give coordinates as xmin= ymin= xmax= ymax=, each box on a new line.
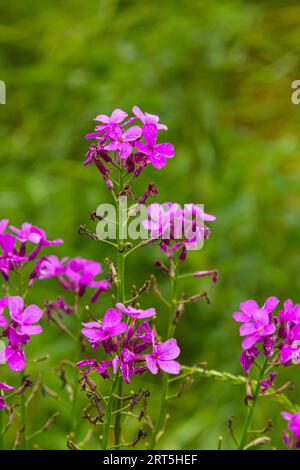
xmin=116 ymin=303 xmax=156 ymax=319
xmin=82 ymin=308 xmax=127 ymax=346
xmin=0 ymin=234 xmax=27 ymax=279
xmin=93 ymin=109 xmax=128 ymax=136
xmin=0 ymin=381 xmax=14 ymax=409
xmin=104 ymin=125 xmax=142 ymax=160
xmin=135 ymin=124 xmax=174 ymax=169
xmin=259 ymin=371 xmax=277 ymax=394
xmin=281 ymin=411 xmax=300 ymax=448
xmin=4 ymin=326 xmax=27 ymax=372
xmin=8 ymin=296 xmax=43 ymax=336
xmin=132 ymin=105 xmax=168 ymax=130
xmin=145 ymin=338 xmax=181 ymax=375
xmin=233 ymin=297 xmax=279 ymax=350
xmin=239 ymin=346 xmax=259 ymax=373
xmin=65 ymin=257 xmax=111 ymax=298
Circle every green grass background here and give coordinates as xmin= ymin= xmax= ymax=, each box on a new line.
xmin=1 ymin=0 xmax=300 ymax=450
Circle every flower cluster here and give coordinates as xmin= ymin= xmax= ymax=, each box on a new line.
xmin=78 ymin=303 xmax=180 ymax=384
xmin=144 ymin=202 xmax=216 ymax=260
xmin=31 ymin=255 xmax=111 ymax=303
xmin=84 ymin=106 xmax=174 ymax=187
xmin=0 ymin=296 xmax=43 ymax=372
xmin=0 ymin=219 xmax=63 ymax=281
xmin=233 ymin=297 xmax=300 ymax=376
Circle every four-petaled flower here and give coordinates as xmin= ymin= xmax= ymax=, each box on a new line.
xmin=146 ymin=338 xmax=181 ymax=375
xmin=82 ymin=308 xmax=127 ymax=345
xmin=135 ymin=124 xmax=174 ymax=169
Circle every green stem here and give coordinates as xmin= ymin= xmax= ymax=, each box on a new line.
xmin=238 ymin=358 xmax=268 ymax=450
xmin=70 ymin=297 xmax=80 ymax=436
xmin=103 ymin=165 xmax=126 ymax=449
xmin=0 ymin=409 xmax=4 ymax=450
xmin=150 ymin=263 xmax=179 ymax=450
xmin=20 ymin=386 xmax=27 ymax=450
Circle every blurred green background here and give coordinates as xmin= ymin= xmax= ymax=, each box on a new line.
xmin=1 ymin=0 xmax=300 ymax=450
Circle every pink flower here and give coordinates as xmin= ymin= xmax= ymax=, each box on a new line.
xmin=116 ymin=303 xmax=156 ymax=319
xmin=146 ymin=338 xmax=181 ymax=375
xmin=4 ymin=327 xmax=27 ymax=372
xmin=0 ymin=234 xmax=27 ymax=279
xmin=94 ymin=108 xmax=128 ymax=135
xmin=104 ymin=125 xmax=142 ymax=160
xmin=9 ymin=222 xmax=63 ymax=250
xmin=135 ymin=124 xmax=174 ymax=169
xmin=82 ymin=308 xmax=127 ymax=346
xmin=132 ymin=105 xmax=168 ymax=130
xmin=233 ymin=297 xmax=279 ymax=349
xmin=8 ymin=296 xmax=43 ymax=336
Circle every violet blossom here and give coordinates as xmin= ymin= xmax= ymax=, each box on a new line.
xmin=281 ymin=411 xmax=300 ymax=449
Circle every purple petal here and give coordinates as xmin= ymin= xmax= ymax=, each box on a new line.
xmin=6 ymin=346 xmax=25 ymax=372
xmin=22 ymin=305 xmax=43 ymax=325
xmin=239 ymin=323 xmax=257 ymax=336
xmin=110 ymin=109 xmax=128 ymax=123
xmin=240 ymin=300 xmax=259 ymax=315
xmin=102 ymin=308 xmax=122 ymax=329
xmin=157 ymin=338 xmax=180 ymax=360
xmin=145 ymin=354 xmax=158 ymax=374
xmin=241 ymin=333 xmax=260 ymax=350
xmin=154 ymin=143 xmax=174 ymax=158
xmin=122 ymin=126 xmax=142 ymax=142
xmin=158 ymin=359 xmax=181 ymax=374
xmin=143 ymin=123 xmax=157 ymax=147
xmin=119 ymin=142 xmax=133 ymax=160
xmin=21 ymin=325 xmax=42 ymax=335
xmin=0 ymin=233 xmax=15 ymax=254
xmin=263 ymin=296 xmax=280 ymax=313
xmin=8 ymin=296 xmax=24 ymax=322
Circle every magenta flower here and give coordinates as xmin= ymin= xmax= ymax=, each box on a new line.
xmin=116 ymin=303 xmax=156 ymax=319
xmin=281 ymin=411 xmax=300 ymax=448
xmin=9 ymin=223 xmax=63 ymax=248
xmin=233 ymin=297 xmax=279 ymax=349
xmin=82 ymin=308 xmax=127 ymax=346
xmin=4 ymin=327 xmax=27 ymax=372
xmin=93 ymin=108 xmax=128 ymax=135
xmin=65 ymin=257 xmax=111 ymax=299
xmin=259 ymin=371 xmax=277 ymax=394
xmin=0 ymin=381 xmax=14 ymax=409
xmin=0 ymin=234 xmax=27 ymax=280
xmin=239 ymin=310 xmax=276 ymax=350
xmin=146 ymin=338 xmax=181 ymax=375
xmin=104 ymin=125 xmax=142 ymax=160
xmin=239 ymin=346 xmax=259 ymax=373
xmin=135 ymin=124 xmax=174 ymax=169
xmin=8 ymin=296 xmax=43 ymax=336
xmin=33 ymin=255 xmax=67 ymax=280
xmin=132 ymin=105 xmax=168 ymax=130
